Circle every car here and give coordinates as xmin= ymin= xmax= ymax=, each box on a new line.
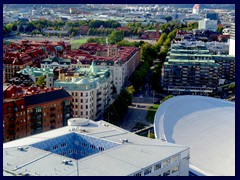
xmin=140 ymin=95 xmax=143 ymax=99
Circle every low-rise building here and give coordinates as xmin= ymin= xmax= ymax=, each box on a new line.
xmin=62 ymin=43 xmax=140 ymax=94
xmin=3 ymin=118 xmax=190 ymax=176
xmin=17 ymin=66 xmax=55 ymax=87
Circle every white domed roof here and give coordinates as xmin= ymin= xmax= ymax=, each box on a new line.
xmin=154 ymin=95 xmax=235 ymax=176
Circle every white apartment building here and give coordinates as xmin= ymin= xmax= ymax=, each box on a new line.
xmin=54 ymin=63 xmax=113 ymax=120
xmin=198 ymin=18 xmax=218 ymax=31
xmin=229 ymin=23 xmax=235 ymax=56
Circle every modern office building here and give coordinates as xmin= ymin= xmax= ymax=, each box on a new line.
xmin=3 ymin=86 xmax=72 ymax=142
xmin=54 ymin=62 xmax=113 ymax=120
xmin=198 ymin=18 xmax=218 ymax=31
xmin=154 ymin=95 xmax=235 ymax=176
xmin=162 ymin=41 xmax=235 ymax=94
xmin=3 ymin=118 xmax=190 ymax=176
xmin=205 ymin=12 xmax=219 ymax=21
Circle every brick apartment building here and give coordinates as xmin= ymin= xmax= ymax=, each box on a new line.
xmin=3 ymin=85 xmax=72 ymax=142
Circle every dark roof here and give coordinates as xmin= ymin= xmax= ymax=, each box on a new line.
xmin=24 ymin=89 xmax=71 ymax=106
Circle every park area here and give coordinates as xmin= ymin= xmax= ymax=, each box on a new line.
xmin=70 ymin=38 xmax=88 ymax=49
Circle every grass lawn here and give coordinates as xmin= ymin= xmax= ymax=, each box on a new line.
xmin=70 ymin=38 xmax=88 ymax=49
xmin=147 ymin=104 xmax=160 ymax=124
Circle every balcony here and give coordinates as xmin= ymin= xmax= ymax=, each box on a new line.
xmin=50 ymin=113 xmax=56 ymax=117
xmin=50 ymin=107 xmax=56 ymax=111
xmin=50 ymin=125 xmax=56 ymax=129
xmin=50 ymin=119 xmax=56 ymax=123
xmin=97 ymin=92 xmax=101 ymax=95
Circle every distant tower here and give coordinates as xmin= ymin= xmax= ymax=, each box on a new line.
xmin=192 ymin=4 xmax=200 ymax=14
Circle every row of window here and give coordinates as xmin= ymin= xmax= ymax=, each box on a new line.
xmin=71 ymin=92 xmax=93 ymax=97
xmin=134 ymin=166 xmax=180 ymax=176
xmin=51 ymin=142 xmax=105 ymax=152
xmin=133 ymin=155 xmax=180 ymax=176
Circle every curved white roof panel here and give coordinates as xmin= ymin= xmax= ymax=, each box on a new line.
xmin=154 ymin=95 xmax=235 ymax=176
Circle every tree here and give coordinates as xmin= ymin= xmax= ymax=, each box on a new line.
xmin=217 ymin=25 xmax=224 ymax=34
xmin=36 ymin=75 xmax=46 ymax=87
xmin=228 ymin=83 xmax=235 ymax=92
xmin=165 ymin=16 xmax=173 ymax=22
xmin=108 ymin=30 xmax=124 ymax=44
xmin=163 ymin=38 xmax=171 ymax=49
xmin=127 ymin=85 xmax=135 ymax=96
xmin=154 ymin=32 xmax=167 ymax=51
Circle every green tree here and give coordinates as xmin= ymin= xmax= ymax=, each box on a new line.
xmin=108 ymin=30 xmax=124 ymax=44
xmin=154 ymin=32 xmax=167 ymax=51
xmin=127 ymin=85 xmax=135 ymax=96
xmin=36 ymin=75 xmax=46 ymax=87
xmin=163 ymin=38 xmax=171 ymax=49
xmin=217 ymin=25 xmax=224 ymax=34
xmin=165 ymin=16 xmax=173 ymax=22
xmin=228 ymin=83 xmax=235 ymax=92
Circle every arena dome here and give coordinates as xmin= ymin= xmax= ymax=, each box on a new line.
xmin=154 ymin=95 xmax=235 ymax=176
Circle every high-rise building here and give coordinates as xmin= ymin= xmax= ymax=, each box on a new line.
xmin=229 ymin=23 xmax=235 ymax=56
xmin=162 ymin=41 xmax=235 ymax=94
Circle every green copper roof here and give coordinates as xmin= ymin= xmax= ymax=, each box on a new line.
xmin=18 ymin=66 xmax=54 ymax=77
xmin=54 ymin=63 xmax=111 ymax=91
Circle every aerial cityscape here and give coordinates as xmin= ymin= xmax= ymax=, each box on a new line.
xmin=3 ymin=4 xmax=235 ymax=176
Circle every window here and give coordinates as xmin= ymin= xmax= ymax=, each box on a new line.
xmin=162 ymin=158 xmax=171 ymax=167
xmin=82 ymin=142 xmax=87 ymax=147
xmin=154 ymin=163 xmax=162 ymax=171
xmin=69 ymin=149 xmax=73 ymax=154
xmin=98 ymin=147 xmax=104 ymax=151
xmin=133 ymin=172 xmax=142 ymax=176
xmin=81 ymin=99 xmax=83 ymax=103
xmin=74 ymin=149 xmax=78 ymax=154
xmin=90 ymin=144 xmax=96 ymax=149
xmin=171 ymin=154 xmax=179 ymax=163
xmin=86 ymin=105 xmax=88 ymax=109
xmin=61 ymin=142 xmax=67 ymax=148
xmin=144 ymin=167 xmax=152 ymax=175
xmin=52 ymin=145 xmax=58 ymax=150
xmin=172 ymin=166 xmax=179 ymax=173
xmin=163 ymin=170 xmax=171 ymax=176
